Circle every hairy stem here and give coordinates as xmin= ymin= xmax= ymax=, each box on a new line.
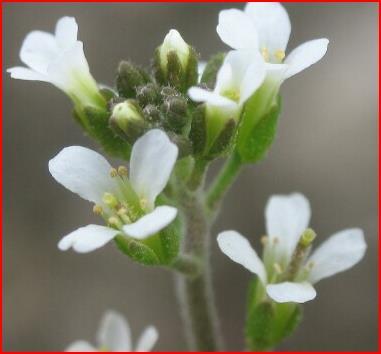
xmin=175 ymin=191 xmax=222 ymax=351
xmin=206 ymin=152 xmax=242 ymax=212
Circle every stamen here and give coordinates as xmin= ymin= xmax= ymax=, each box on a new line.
xmin=93 ymin=204 xmax=103 ymax=215
xmin=110 ymin=168 xmax=118 ymax=178
xmin=273 ymin=262 xmax=282 ymax=274
xmin=103 ymin=192 xmax=119 ymax=209
xmin=274 ymin=50 xmax=285 ymax=62
xmin=261 ymin=47 xmax=270 ymax=62
xmin=140 ymin=198 xmax=148 ymax=210
xmin=108 ymin=216 xmax=123 ymax=229
xmin=261 ymin=235 xmax=269 ymax=246
xmin=118 ymin=166 xmax=128 ymax=177
xmin=273 ymin=237 xmax=279 ymax=245
xmin=117 ymin=207 xmax=131 ymax=224
xmin=307 ymin=261 xmax=315 ymax=270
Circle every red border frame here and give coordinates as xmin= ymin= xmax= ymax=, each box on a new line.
xmin=1 ymin=1 xmax=379 ymax=352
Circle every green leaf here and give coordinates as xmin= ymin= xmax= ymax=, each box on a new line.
xmin=81 ymin=106 xmax=131 ymax=160
xmin=200 ymin=52 xmax=226 ymax=88
xmin=237 ymin=95 xmax=281 ymax=163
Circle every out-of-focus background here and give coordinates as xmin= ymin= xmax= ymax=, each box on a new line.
xmin=3 ymin=3 xmax=378 ymax=351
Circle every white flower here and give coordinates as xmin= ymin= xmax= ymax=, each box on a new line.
xmin=216 ymin=3 xmax=329 ymax=83
xmin=218 ymin=193 xmax=366 ymax=303
xmin=188 ymin=50 xmax=266 ymax=119
xmin=49 ymin=129 xmax=178 ymax=253
xmin=66 ymin=310 xmax=159 ymax=352
xmin=159 ymin=29 xmax=190 ymax=72
xmin=7 ymin=16 xmax=104 ymax=109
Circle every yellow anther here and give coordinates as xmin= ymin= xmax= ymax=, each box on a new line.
xmin=108 ymin=216 xmax=122 ymax=228
xmin=93 ymin=204 xmax=103 ymax=215
xmin=261 ymin=47 xmax=270 ymax=62
xmin=118 ymin=166 xmax=128 ymax=176
xmin=274 ymin=49 xmax=286 ymax=62
xmin=117 ymin=207 xmax=128 ymax=215
xmin=110 ymin=168 xmax=118 ymax=177
xmin=273 ymin=263 xmax=282 ymax=274
xmin=103 ymin=192 xmax=119 ymax=209
xmin=140 ymin=198 xmax=148 ymax=209
xmin=261 ymin=235 xmax=269 ymax=246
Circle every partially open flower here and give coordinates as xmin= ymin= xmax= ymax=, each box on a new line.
xmin=65 ymin=310 xmax=159 ymax=352
xmin=217 ymin=2 xmax=329 ymax=86
xmin=49 ymin=129 xmax=178 ymax=253
xmin=7 ymin=16 xmax=105 ymax=109
xmin=218 ymin=193 xmax=366 ymax=303
xmin=188 ymin=50 xmax=265 ymax=152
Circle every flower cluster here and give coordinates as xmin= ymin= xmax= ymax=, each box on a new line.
xmin=8 ymin=2 xmax=366 ymax=352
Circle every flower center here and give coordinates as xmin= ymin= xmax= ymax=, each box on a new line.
xmin=261 ymin=47 xmax=286 ymax=64
xmin=221 ymin=88 xmax=240 ymax=103
xmin=263 ymin=228 xmax=317 ymax=284
xmin=92 ymin=166 xmax=146 ymax=231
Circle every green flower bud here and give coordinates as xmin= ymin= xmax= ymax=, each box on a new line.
xmin=136 ymin=83 xmax=160 ymax=106
xmin=154 ymin=29 xmax=198 ymax=91
xmin=116 ymin=61 xmax=150 ymax=98
xmin=163 ymin=96 xmax=188 ymax=133
xmin=143 ymin=104 xmax=161 ymax=123
xmin=110 ymin=100 xmax=148 ymax=143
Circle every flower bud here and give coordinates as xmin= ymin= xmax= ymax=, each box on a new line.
xmin=163 ymin=96 xmax=188 ymax=133
xmin=143 ymin=104 xmax=161 ymax=123
xmin=136 ymin=83 xmax=160 ymax=107
xmin=116 ymin=61 xmax=150 ymax=98
xmin=110 ymin=100 xmax=148 ymax=143
xmin=154 ymin=29 xmax=198 ymax=91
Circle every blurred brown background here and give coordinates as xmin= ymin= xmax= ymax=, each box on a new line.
xmin=4 ymin=2 xmax=378 ymax=351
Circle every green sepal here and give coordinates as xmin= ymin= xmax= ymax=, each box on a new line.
xmin=156 ymin=215 xmax=181 ymax=264
xmin=114 ymin=235 xmax=161 ymax=266
xmin=237 ymin=95 xmax=282 ymax=164
xmin=200 ymin=52 xmax=226 ymax=88
xmin=184 ymin=46 xmax=199 ymax=90
xmin=75 ymin=106 xmax=131 ymax=160
xmin=207 ymin=118 xmax=236 ymax=159
xmin=116 ymin=61 xmax=150 ymax=99
xmin=245 ymin=278 xmax=303 ymax=351
xmin=189 ymin=104 xmax=207 ymax=156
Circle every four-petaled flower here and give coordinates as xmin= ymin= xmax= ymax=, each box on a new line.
xmin=66 ymin=310 xmax=158 ymax=352
xmin=217 ymin=2 xmax=329 ymax=86
xmin=7 ymin=16 xmax=104 ymax=109
xmin=49 ymin=129 xmax=178 ymax=253
xmin=218 ymin=193 xmax=366 ymax=303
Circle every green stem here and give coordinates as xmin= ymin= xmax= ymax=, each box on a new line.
xmin=175 ymin=191 xmax=222 ymax=351
xmin=187 ymin=158 xmax=208 ymax=191
xmin=206 ymin=152 xmax=242 ymax=211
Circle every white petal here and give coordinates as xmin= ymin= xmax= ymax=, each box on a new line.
xmin=97 ymin=311 xmax=131 ymax=351
xmin=49 ymin=146 xmax=118 ymax=205
xmin=244 ymin=2 xmax=291 ymax=52
xmin=129 ymin=130 xmax=178 ymax=208
xmin=284 ymin=38 xmax=329 ymax=79
xmin=308 ymin=228 xmax=366 ymax=284
xmin=217 ymin=9 xmax=258 ymax=50
xmin=188 ymin=87 xmax=237 ymax=109
xmin=20 ymin=30 xmax=59 ymax=74
xmin=135 ymin=326 xmax=159 ymax=352
xmin=239 ymin=53 xmax=266 ymax=104
xmin=55 ymin=16 xmax=78 ymax=50
xmin=65 ymin=340 xmax=96 ymax=352
xmin=217 ymin=231 xmax=267 ymax=284
xmin=122 ymin=206 xmax=177 ymax=240
xmin=265 ymin=193 xmax=311 ymax=260
xmin=198 ymin=61 xmax=207 ymax=80
xmin=47 ymin=41 xmax=91 ymax=92
xmin=266 ymin=282 xmax=316 ymax=303
xmin=58 ymin=225 xmax=119 ymax=253
xmin=7 ymin=66 xmax=49 ymax=82
xmin=214 ymin=60 xmax=234 ymax=94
